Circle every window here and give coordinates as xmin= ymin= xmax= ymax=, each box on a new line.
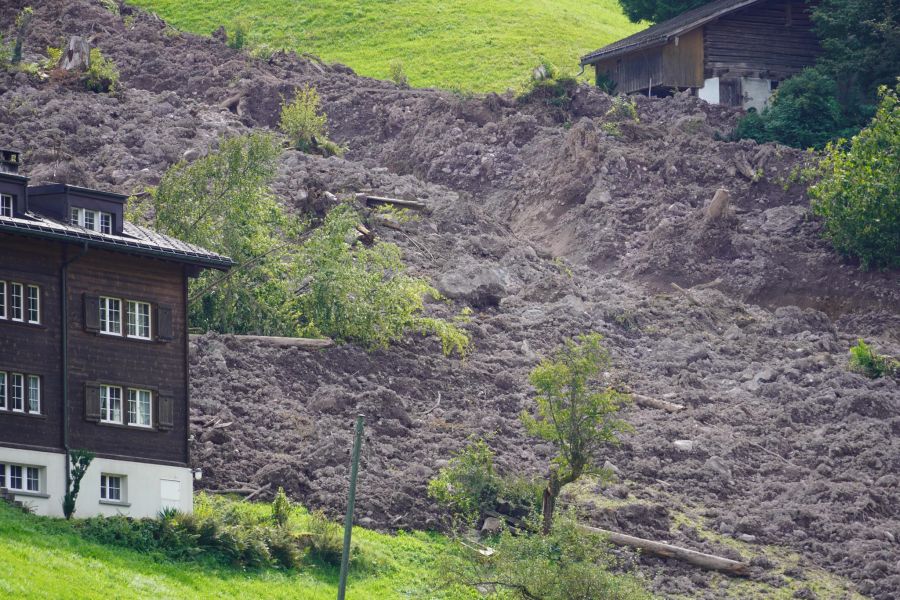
xmin=127 ymin=301 xmax=151 ymax=339
xmin=100 ymin=385 xmax=122 ymax=423
xmin=0 ymin=194 xmax=12 ymax=217
xmin=100 ymin=474 xmax=123 ymax=502
xmin=26 ymin=467 xmax=39 ymax=492
xmin=0 ymin=372 xmax=5 ymax=409
xmin=10 ymin=373 xmax=23 ymax=412
xmin=9 ymin=465 xmax=22 ymax=489
xmin=26 ymin=285 xmax=39 ymax=324
xmin=0 ymin=464 xmax=4 ymax=488
xmin=10 ymin=282 xmax=22 ymax=321
xmin=71 ymin=207 xmax=113 ymax=233
xmin=0 ymin=281 xmax=5 ymax=319
xmin=99 ymin=297 xmax=121 ymax=335
xmin=27 ymin=375 xmax=40 ymax=414
xmin=127 ymin=388 xmax=152 ymax=427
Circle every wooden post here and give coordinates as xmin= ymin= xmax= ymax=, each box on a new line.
xmin=337 ymin=415 xmax=365 ymax=600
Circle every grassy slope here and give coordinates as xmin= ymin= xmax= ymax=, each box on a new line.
xmin=126 ymin=0 xmax=643 ymax=91
xmin=0 ymin=501 xmax=468 ymax=600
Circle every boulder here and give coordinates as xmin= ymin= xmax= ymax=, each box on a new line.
xmin=437 ymin=265 xmax=508 ymax=307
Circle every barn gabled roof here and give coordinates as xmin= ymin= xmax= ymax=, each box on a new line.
xmin=580 ymin=0 xmax=764 ymax=65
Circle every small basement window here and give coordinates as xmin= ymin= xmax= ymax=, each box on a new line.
xmin=100 ymin=474 xmax=124 ymax=502
xmin=4 ymin=464 xmax=41 ymax=493
xmin=0 ymin=194 xmax=12 ymax=217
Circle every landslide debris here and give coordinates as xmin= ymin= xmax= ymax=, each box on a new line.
xmin=1 ymin=1 xmax=897 ymax=598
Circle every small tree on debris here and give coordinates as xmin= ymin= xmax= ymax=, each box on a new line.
xmin=522 ymin=333 xmax=631 ymax=534
xmin=279 ymin=85 xmax=344 ymax=156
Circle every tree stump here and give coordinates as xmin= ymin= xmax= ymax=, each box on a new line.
xmin=61 ymin=36 xmax=90 ymax=71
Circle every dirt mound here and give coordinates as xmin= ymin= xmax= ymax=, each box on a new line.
xmin=2 ymin=1 xmax=899 ymax=597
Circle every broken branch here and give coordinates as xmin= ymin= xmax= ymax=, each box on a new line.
xmin=632 ymin=393 xmax=685 ymax=412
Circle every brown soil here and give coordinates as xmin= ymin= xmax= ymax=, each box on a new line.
xmin=2 ymin=1 xmax=898 ymax=598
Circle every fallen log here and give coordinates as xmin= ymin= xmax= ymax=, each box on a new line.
xmin=632 ymin=393 xmax=685 ymax=413
xmin=189 ymin=334 xmax=333 ymax=349
xmin=579 ymin=524 xmax=749 ymax=575
xmin=671 ymin=282 xmax=701 ymax=306
xmin=356 ymin=193 xmax=426 ymax=211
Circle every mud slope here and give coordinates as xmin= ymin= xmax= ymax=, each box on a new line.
xmin=1 ymin=1 xmax=898 ymax=598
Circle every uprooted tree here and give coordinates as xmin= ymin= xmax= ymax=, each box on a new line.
xmin=522 ymin=333 xmax=631 ymax=534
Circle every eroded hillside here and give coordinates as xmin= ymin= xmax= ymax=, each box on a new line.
xmin=2 ymin=1 xmax=898 ymax=598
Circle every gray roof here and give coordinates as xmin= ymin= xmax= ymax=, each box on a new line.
xmin=581 ymin=0 xmax=763 ymax=64
xmin=0 ymin=211 xmax=234 ymax=270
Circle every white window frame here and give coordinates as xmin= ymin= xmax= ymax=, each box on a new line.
xmin=0 ymin=281 xmax=5 ymax=319
xmin=100 ymin=474 xmax=124 ymax=502
xmin=26 ymin=375 xmax=40 ymax=414
xmin=0 ymin=464 xmax=5 ymax=488
xmin=26 ymin=285 xmax=40 ymax=324
xmin=25 ymin=466 xmax=39 ymax=492
xmin=100 ymin=385 xmax=123 ymax=424
xmin=10 ymin=373 xmax=23 ymax=412
xmin=126 ymin=301 xmax=152 ymax=340
xmin=9 ymin=282 xmax=23 ymax=322
xmin=0 ymin=371 xmax=5 ymax=409
xmin=0 ymin=194 xmax=12 ymax=217
xmin=70 ymin=207 xmax=113 ymax=233
xmin=127 ymin=388 xmax=152 ymax=428
xmin=99 ymin=297 xmax=122 ymax=335
xmin=9 ymin=465 xmax=22 ymax=490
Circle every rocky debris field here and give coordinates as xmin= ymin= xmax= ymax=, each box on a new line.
xmin=2 ymin=1 xmax=899 ymax=598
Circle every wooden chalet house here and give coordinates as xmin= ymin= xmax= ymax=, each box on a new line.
xmin=0 ymin=149 xmax=233 ymax=517
xmin=580 ymin=0 xmax=821 ymax=110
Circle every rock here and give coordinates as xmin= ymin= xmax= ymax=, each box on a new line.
xmin=673 ymin=440 xmax=694 ymax=452
xmin=182 ymin=147 xmax=202 ymax=161
xmin=480 ymin=516 xmax=503 ymax=536
xmin=738 ymin=534 xmax=757 ymax=543
xmin=704 ymin=456 xmax=733 ymax=481
xmin=437 ymin=264 xmax=508 ymax=307
xmin=754 ymin=368 xmax=778 ymax=383
xmin=603 ymin=460 xmax=621 ymax=475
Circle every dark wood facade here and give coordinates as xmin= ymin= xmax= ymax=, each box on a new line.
xmin=0 ymin=234 xmax=191 ymax=466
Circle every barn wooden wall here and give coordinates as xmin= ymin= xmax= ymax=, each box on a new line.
xmin=703 ymin=0 xmax=821 ymax=80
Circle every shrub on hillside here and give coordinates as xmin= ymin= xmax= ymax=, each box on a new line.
xmin=442 ymin=512 xmax=651 ymax=600
xmin=84 ymin=48 xmax=120 ymax=93
xmin=305 ymin=510 xmax=345 ymax=566
xmin=733 ymin=68 xmax=855 ymax=149
xmin=227 ymin=19 xmax=249 ymax=50
xmin=809 ymin=85 xmax=899 ymax=269
xmin=848 ymin=339 xmax=899 ymax=379
xmin=389 ymin=60 xmax=409 ymax=88
xmin=279 ymin=85 xmax=343 ymax=156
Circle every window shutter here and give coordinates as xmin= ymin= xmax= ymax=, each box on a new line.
xmin=156 ymin=305 xmax=174 ymax=341
xmin=83 ymin=294 xmax=100 ymax=332
xmin=84 ymin=383 xmax=101 ymax=422
xmin=157 ymin=394 xmax=173 ymax=430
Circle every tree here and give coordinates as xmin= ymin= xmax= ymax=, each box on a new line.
xmin=617 ymin=0 xmax=709 ymax=24
xmin=63 ymin=449 xmax=95 ymax=520
xmin=294 ymin=204 xmax=471 ymax=356
xmin=521 ymin=334 xmax=631 ymax=534
xmin=131 ymin=133 xmax=302 ymax=335
xmin=809 ymin=85 xmax=900 ymax=269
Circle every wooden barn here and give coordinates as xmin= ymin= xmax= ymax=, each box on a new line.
xmin=580 ymin=0 xmax=821 ymax=110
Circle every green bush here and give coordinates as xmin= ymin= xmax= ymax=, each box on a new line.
xmin=428 ymin=437 xmax=500 ymax=526
xmin=227 ymin=19 xmax=249 ymax=50
xmin=809 ymin=85 xmax=899 ymax=269
xmin=443 ymin=512 xmax=650 ymax=600
xmin=271 ymin=486 xmax=292 ymax=528
xmin=295 ymin=203 xmax=471 ymax=356
xmin=849 ymin=339 xmax=899 ymax=378
xmin=279 ymin=85 xmax=334 ymax=154
xmin=84 ymin=48 xmax=120 ymax=93
xmin=733 ymin=68 xmax=854 ymax=149
xmin=305 ymin=510 xmax=344 ymax=566
xmin=389 ymin=60 xmax=409 ymax=88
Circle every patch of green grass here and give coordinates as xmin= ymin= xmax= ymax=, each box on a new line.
xmin=126 ymin=0 xmax=643 ymax=92
xmin=0 ymin=498 xmax=469 ymax=599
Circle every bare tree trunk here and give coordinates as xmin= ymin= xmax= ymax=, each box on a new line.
xmin=61 ymin=36 xmax=91 ymax=71
xmin=541 ymin=469 xmax=561 ymax=534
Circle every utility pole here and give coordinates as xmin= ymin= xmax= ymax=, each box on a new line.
xmin=337 ymin=414 xmax=364 ymax=600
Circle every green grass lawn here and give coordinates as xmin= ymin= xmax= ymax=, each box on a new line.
xmin=125 ymin=0 xmax=643 ymax=91
xmin=0 ymin=499 xmax=471 ymax=600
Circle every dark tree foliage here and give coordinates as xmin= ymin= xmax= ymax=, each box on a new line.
xmin=617 ymin=0 xmax=708 ymax=24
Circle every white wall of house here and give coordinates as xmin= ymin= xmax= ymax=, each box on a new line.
xmin=0 ymin=446 xmax=193 ymax=518
xmin=741 ymin=77 xmax=773 ymax=112
xmin=698 ymin=77 xmax=720 ymax=104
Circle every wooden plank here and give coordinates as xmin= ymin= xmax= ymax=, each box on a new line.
xmin=194 ymin=334 xmax=334 ymax=349
xmin=356 ymin=193 xmax=426 ymax=211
